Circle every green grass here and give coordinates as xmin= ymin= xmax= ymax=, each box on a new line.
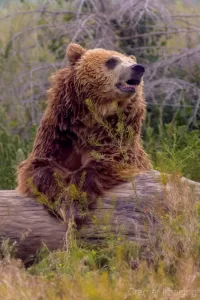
xmin=0 ymin=124 xmax=35 ymax=189
xmin=144 ymin=123 xmax=200 ymax=182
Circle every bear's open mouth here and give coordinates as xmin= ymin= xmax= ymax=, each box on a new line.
xmin=117 ymin=79 xmax=140 ymax=93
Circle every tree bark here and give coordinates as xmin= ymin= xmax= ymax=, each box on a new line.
xmin=0 ymin=171 xmax=199 ymax=262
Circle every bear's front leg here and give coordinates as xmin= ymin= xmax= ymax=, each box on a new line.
xmin=70 ymin=166 xmax=102 ymax=201
xmin=70 ymin=161 xmax=125 ymax=206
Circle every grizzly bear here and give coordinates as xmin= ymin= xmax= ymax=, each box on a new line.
xmin=17 ymin=43 xmax=151 ymax=208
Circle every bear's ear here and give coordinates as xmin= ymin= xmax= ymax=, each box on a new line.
xmin=129 ymin=55 xmax=137 ymax=62
xmin=66 ymin=43 xmax=86 ymax=65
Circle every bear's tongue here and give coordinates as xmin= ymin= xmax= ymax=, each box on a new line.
xmin=120 ymin=82 xmax=136 ymax=91
xmin=122 ymin=82 xmax=136 ymax=90
xmin=117 ymin=79 xmax=140 ymax=92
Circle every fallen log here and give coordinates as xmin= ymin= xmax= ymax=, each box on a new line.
xmin=0 ymin=171 xmax=200 ymax=262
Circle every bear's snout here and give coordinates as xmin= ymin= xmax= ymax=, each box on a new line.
xmin=131 ymin=64 xmax=145 ymax=77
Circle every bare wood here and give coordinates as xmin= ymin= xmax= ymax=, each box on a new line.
xmin=0 ymin=171 xmax=200 ymax=261
xmin=0 ymin=191 xmax=67 ymax=263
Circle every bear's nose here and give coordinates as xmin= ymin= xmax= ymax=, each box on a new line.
xmin=131 ymin=64 xmax=145 ymax=75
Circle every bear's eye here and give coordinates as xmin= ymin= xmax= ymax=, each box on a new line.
xmin=105 ymin=58 xmax=119 ymax=70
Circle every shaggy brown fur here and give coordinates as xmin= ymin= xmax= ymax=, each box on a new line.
xmin=17 ymin=43 xmax=151 ymax=205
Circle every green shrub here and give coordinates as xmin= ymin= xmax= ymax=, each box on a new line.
xmin=143 ymin=120 xmax=200 ymax=182
xmin=0 ymin=125 xmax=34 ymax=189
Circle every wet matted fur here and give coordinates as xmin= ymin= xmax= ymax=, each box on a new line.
xmin=17 ymin=43 xmax=151 ymax=205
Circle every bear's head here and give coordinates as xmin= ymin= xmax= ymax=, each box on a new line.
xmin=66 ymin=43 xmax=145 ymax=115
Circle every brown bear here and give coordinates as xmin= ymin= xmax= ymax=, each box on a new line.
xmin=17 ymin=43 xmax=151 ymax=207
